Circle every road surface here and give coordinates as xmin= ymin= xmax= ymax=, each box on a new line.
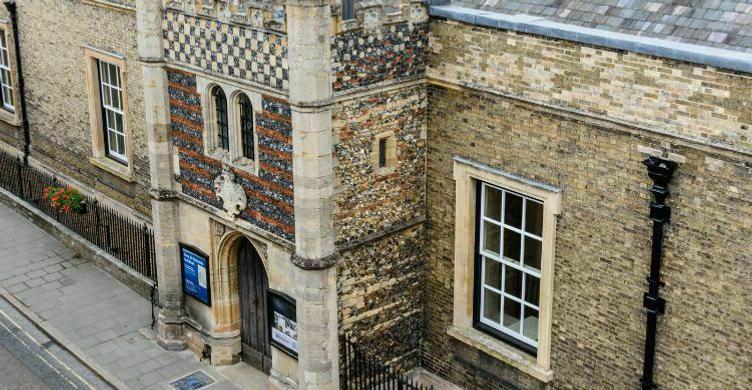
xmin=0 ymin=294 xmax=112 ymax=389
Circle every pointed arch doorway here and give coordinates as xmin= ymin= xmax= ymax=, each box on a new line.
xmin=237 ymin=237 xmax=272 ymax=373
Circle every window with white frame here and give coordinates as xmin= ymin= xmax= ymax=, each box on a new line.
xmin=476 ymin=181 xmax=544 ymax=353
xmin=97 ymin=60 xmax=126 ymax=163
xmin=451 ymin=158 xmax=559 ymax=381
xmin=0 ymin=30 xmax=14 ymax=111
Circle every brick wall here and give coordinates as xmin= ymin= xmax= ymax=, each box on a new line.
xmin=428 ymin=19 xmax=752 ymax=154
xmin=332 ymin=22 xmax=427 ymax=92
xmin=14 ymin=1 xmax=151 ymax=214
xmin=167 ymin=68 xmax=295 ymax=241
xmin=422 ymin=83 xmax=752 ymax=389
xmin=0 ymin=121 xmax=21 ymax=152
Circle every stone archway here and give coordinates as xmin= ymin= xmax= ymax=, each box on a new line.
xmin=211 ymin=228 xmax=269 ymax=336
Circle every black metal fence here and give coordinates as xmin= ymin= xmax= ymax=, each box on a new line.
xmin=0 ymin=150 xmax=156 ymax=280
xmin=340 ymin=336 xmax=432 ymax=390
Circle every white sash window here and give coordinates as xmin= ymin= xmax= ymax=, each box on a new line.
xmin=97 ymin=60 xmax=126 ymax=163
xmin=0 ymin=30 xmax=14 ymax=111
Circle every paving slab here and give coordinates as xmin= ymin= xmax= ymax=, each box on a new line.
xmin=0 ymin=201 xmax=267 ymax=389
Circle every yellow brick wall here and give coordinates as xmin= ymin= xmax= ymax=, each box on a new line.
xmin=15 ymin=1 xmax=150 ymax=213
xmin=428 ymin=19 xmax=752 ymax=155
xmin=422 ymin=81 xmax=752 ymax=388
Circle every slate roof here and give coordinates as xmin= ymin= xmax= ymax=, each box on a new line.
xmin=449 ymin=0 xmax=752 ymax=52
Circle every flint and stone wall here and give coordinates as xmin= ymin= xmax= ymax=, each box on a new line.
xmin=167 ymin=68 xmax=295 ymax=241
xmin=163 ymin=9 xmax=288 ymax=92
xmin=13 ymin=1 xmax=151 ymax=214
xmin=333 ymin=84 xmax=426 ymax=244
xmin=423 ymin=19 xmax=752 ymax=389
xmin=332 ymin=22 xmax=428 ymax=92
xmin=337 ymin=224 xmax=424 ymax=369
xmin=333 ymin=84 xmax=427 ymax=365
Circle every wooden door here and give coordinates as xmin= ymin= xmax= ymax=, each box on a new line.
xmin=237 ymin=238 xmax=272 ymax=373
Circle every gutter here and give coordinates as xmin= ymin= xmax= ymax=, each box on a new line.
xmin=427 ymin=4 xmax=752 ymax=74
xmin=3 ymin=0 xmax=29 ymax=165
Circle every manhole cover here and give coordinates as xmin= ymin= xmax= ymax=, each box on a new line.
xmin=169 ymin=370 xmax=216 ymax=390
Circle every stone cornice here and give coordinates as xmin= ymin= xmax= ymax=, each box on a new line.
xmin=176 ymin=192 xmax=296 ymax=251
xmin=291 ymin=252 xmax=340 ymax=270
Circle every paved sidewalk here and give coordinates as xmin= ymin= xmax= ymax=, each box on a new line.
xmin=0 ymin=201 xmax=266 ymax=389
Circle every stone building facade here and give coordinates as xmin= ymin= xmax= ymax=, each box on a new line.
xmin=1 ymin=0 xmax=750 ymax=389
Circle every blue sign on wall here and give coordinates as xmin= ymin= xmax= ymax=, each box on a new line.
xmin=180 ymin=244 xmax=211 ymax=305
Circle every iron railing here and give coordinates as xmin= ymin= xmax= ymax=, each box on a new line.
xmin=340 ymin=335 xmax=432 ymax=390
xmin=0 ymin=150 xmax=156 ymax=280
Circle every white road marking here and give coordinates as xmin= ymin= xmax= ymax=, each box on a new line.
xmin=0 ymin=304 xmax=96 ymax=389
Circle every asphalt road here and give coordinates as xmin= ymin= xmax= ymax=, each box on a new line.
xmin=0 ymin=295 xmax=112 ymax=390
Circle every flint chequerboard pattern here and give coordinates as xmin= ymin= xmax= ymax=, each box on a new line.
xmin=163 ymin=9 xmax=289 ymax=92
xmin=332 ymin=22 xmax=428 ymax=92
xmin=167 ymin=68 xmax=295 ymax=241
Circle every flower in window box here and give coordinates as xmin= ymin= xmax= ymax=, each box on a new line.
xmin=42 ymin=186 xmax=86 ymax=214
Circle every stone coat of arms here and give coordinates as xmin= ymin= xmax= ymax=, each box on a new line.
xmin=214 ymin=166 xmax=247 ymax=218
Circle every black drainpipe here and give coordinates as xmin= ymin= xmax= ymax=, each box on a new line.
xmin=640 ymin=156 xmax=677 ymax=390
xmin=4 ymin=0 xmax=30 ymax=165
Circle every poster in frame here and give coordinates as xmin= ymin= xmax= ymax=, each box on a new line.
xmin=179 ymin=243 xmax=211 ymax=306
xmin=268 ymin=289 xmax=298 ymax=359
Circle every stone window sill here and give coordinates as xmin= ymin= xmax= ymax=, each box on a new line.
xmin=447 ymin=325 xmax=553 ymax=383
xmin=375 ymin=166 xmax=395 ymax=177
xmin=0 ymin=108 xmax=20 ymax=127
xmin=208 ymin=149 xmax=258 ymax=176
xmin=89 ymin=156 xmax=134 ymax=182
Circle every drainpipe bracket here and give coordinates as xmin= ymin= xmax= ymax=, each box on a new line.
xmin=649 ymin=203 xmax=671 ymax=223
xmin=643 ymin=293 xmax=665 ymax=315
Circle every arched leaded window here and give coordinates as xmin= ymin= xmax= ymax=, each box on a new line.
xmin=238 ymin=93 xmax=255 ymax=160
xmin=212 ymin=86 xmax=229 ymax=151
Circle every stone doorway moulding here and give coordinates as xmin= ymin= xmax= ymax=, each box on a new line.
xmin=211 ymin=222 xmax=270 ymax=338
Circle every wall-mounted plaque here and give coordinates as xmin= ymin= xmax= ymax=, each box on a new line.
xmin=180 ymin=243 xmax=211 ymax=305
xmin=268 ymin=289 xmax=297 ymax=359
